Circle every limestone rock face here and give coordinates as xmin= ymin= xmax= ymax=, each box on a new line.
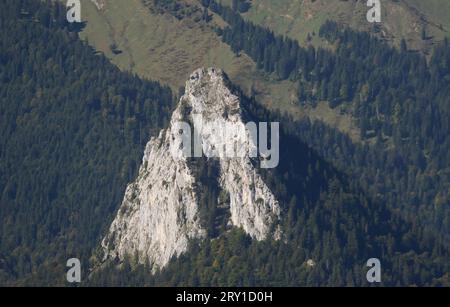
xmin=101 ymin=68 xmax=281 ymax=272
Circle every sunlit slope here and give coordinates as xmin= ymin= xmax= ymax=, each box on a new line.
xmin=221 ymin=0 xmax=449 ymax=53
xmin=76 ymin=0 xmax=360 ymax=140
xmin=80 ymin=0 xmax=248 ymax=88
xmin=406 ymin=0 xmax=450 ymax=28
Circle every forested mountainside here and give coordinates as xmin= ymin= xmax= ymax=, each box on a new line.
xmin=0 ymin=0 xmax=448 ymax=287
xmin=203 ymin=0 xmax=450 ymax=239
xmin=89 ymin=83 xmax=449 ymax=287
xmin=0 ymin=0 xmax=174 ymax=285
xmin=207 ymin=0 xmax=450 ymax=54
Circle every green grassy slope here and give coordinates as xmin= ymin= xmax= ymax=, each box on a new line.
xmin=221 ymin=0 xmax=449 ymax=54
xmin=75 ymin=0 xmax=450 ymax=141
xmin=406 ymin=0 xmax=450 ymax=28
xmin=75 ymin=0 xmax=361 ymax=140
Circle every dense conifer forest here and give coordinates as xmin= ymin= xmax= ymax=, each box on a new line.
xmin=0 ymin=0 xmax=174 ymax=285
xmin=89 ymin=93 xmax=450 ymax=286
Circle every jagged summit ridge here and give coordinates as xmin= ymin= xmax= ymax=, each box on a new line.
xmin=101 ymin=68 xmax=281 ymax=272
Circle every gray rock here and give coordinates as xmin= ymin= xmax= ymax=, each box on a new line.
xmin=101 ymin=68 xmax=281 ymax=273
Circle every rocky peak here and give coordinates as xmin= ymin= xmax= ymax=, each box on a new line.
xmin=101 ymin=68 xmax=281 ymax=272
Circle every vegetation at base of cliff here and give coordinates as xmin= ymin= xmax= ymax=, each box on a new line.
xmin=88 ymin=88 xmax=450 ymax=287
xmin=188 ymin=157 xmax=231 ymax=239
xmin=89 ymin=231 xmax=450 ymax=287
